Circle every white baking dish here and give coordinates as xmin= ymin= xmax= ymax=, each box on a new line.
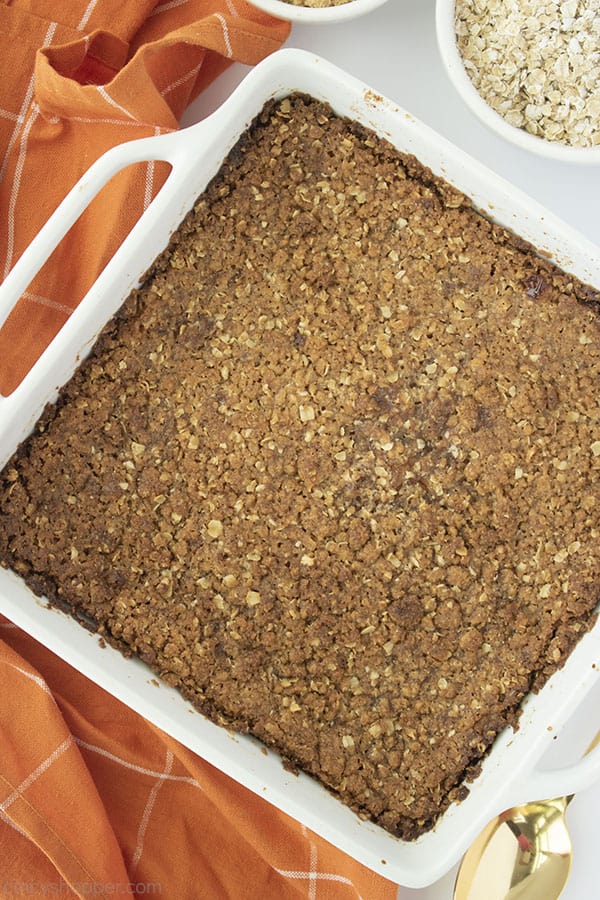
xmin=1 ymin=49 xmax=600 ymax=888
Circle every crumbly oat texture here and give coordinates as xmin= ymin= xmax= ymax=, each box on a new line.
xmin=1 ymin=95 xmax=600 ymax=841
xmin=455 ymin=0 xmax=600 ymax=147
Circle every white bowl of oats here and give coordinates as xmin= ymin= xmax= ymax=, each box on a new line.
xmin=248 ymin=0 xmax=391 ymax=24
xmin=436 ymin=0 xmax=600 ymax=163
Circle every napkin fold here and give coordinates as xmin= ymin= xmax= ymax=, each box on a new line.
xmin=0 ymin=1 xmax=397 ymax=896
xmin=0 ymin=0 xmax=289 ymax=395
xmin=0 ymin=618 xmax=397 ymax=898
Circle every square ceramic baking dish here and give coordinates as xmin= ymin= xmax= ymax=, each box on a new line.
xmin=1 ymin=49 xmax=600 ymax=888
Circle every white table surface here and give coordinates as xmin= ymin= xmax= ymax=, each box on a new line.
xmin=182 ymin=2 xmax=600 ymax=896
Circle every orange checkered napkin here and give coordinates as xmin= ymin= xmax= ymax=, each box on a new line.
xmin=0 ymin=618 xmax=398 ymax=898
xmin=0 ymin=0 xmax=290 ymax=395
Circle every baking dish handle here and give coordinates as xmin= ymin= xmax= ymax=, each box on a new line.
xmin=0 ymin=131 xmax=186 ymax=334
xmin=521 ymin=731 xmax=600 ymax=801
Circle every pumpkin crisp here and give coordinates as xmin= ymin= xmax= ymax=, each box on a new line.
xmin=1 ymin=95 xmax=599 ymax=840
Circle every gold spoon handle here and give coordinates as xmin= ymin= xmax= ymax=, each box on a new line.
xmin=454 ymin=727 xmax=600 ymax=900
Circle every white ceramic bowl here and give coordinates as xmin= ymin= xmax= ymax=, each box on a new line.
xmin=249 ymin=0 xmax=390 ymax=24
xmin=436 ymin=0 xmax=600 ymax=164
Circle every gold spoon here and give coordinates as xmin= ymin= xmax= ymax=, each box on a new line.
xmin=454 ymin=730 xmax=600 ymax=900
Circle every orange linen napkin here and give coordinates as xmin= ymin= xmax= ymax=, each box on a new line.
xmin=0 ymin=0 xmax=290 ymax=395
xmin=0 ymin=2 xmax=399 ymax=897
xmin=0 ymin=618 xmax=398 ymax=898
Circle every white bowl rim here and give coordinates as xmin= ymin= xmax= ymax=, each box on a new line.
xmin=435 ymin=0 xmax=600 ymax=164
xmin=248 ymin=0 xmax=391 ymax=24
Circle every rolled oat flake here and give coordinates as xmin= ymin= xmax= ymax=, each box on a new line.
xmin=455 ymin=0 xmax=600 ymax=147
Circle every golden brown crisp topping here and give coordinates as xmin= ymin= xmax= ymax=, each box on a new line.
xmin=1 ymin=95 xmax=599 ymax=840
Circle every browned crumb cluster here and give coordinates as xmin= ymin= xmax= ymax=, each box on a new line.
xmin=1 ymin=95 xmax=600 ymax=841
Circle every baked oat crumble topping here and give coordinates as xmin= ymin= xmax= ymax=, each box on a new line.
xmin=1 ymin=95 xmax=599 ymax=840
